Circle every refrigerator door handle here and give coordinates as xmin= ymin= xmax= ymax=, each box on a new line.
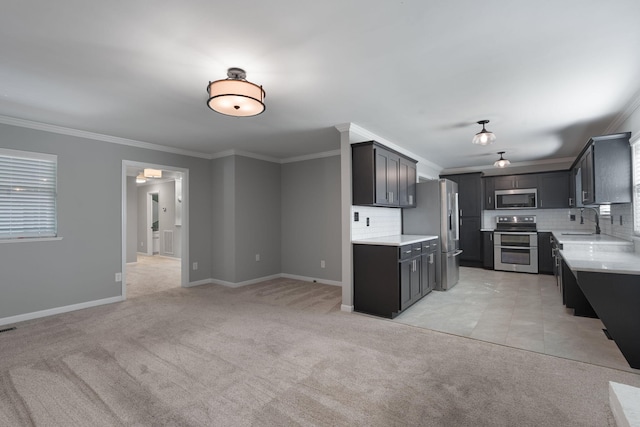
xmin=448 ymin=250 xmax=463 ymax=258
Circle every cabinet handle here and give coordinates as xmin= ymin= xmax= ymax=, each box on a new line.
xmin=404 ymin=250 xmax=412 ymax=254
xmin=460 ymin=209 xmax=463 ymax=217
xmin=389 ymin=192 xmax=394 ymax=203
xmin=413 ymin=248 xmax=421 ymax=252
xmin=429 ymin=254 xmax=434 ymax=263
xmin=568 ymin=197 xmax=573 ymax=206
xmin=409 ymin=195 xmax=413 ymax=205
xmin=488 ymin=196 xmax=492 ymax=205
xmin=460 ymin=218 xmax=463 ymax=227
xmin=490 ymin=233 xmax=493 ymax=241
xmin=582 ymin=191 xmax=587 ymax=202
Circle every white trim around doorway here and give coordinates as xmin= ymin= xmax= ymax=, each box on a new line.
xmin=121 ymin=161 xmax=190 ymax=300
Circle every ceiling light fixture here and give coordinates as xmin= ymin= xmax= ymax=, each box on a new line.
xmin=144 ymin=168 xmax=162 ymax=178
xmin=136 ymin=173 xmax=146 ymax=184
xmin=494 ymin=151 xmax=511 ymax=168
xmin=472 ymin=120 xmax=496 ymax=145
xmin=206 ymin=68 xmax=265 ymax=117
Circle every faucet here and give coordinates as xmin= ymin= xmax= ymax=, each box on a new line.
xmin=580 ymin=207 xmax=601 ymax=234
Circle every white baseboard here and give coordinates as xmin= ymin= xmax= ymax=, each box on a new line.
xmin=0 ymin=295 xmax=124 ymax=327
xmin=183 ymin=278 xmax=213 ymax=288
xmin=280 ymin=273 xmax=342 ymax=287
xmin=211 ymin=274 xmax=282 ymax=288
xmin=341 ymin=304 xmax=354 ymax=313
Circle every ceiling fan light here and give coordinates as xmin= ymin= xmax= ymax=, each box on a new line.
xmin=472 ymin=120 xmax=496 ymax=145
xmin=136 ymin=173 xmax=147 ymax=183
xmin=207 ymin=68 xmax=265 ymax=117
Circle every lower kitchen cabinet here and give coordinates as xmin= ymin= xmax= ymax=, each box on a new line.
xmin=353 ymin=238 xmax=437 ymax=318
xmin=482 ymin=231 xmax=494 ymax=269
xmin=460 ymin=216 xmax=482 ymax=266
xmin=561 ymin=259 xmax=597 ymax=318
xmin=537 ymin=232 xmax=554 ymax=274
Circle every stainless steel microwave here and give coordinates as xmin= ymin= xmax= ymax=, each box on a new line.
xmin=495 ymin=188 xmax=537 ymax=209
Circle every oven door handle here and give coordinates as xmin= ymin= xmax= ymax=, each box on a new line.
xmin=494 ymin=232 xmax=537 ymax=236
xmin=496 ymin=245 xmax=538 ymax=250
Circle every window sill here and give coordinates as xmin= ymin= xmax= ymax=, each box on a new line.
xmin=0 ymin=237 xmax=63 ymax=244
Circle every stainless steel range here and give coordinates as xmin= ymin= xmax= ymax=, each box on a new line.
xmin=493 ymin=215 xmax=538 ymax=274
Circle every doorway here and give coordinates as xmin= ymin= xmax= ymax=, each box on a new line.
xmin=122 ymin=161 xmax=189 ymax=299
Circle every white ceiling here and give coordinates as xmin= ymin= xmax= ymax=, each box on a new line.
xmin=2 ymin=1 xmax=640 ymax=171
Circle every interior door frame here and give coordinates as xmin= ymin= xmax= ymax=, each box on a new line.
xmin=146 ymin=191 xmax=158 ymax=256
xmin=121 ymin=160 xmax=189 ymax=299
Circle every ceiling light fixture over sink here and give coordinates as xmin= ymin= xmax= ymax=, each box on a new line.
xmin=206 ymin=68 xmax=265 ymax=117
xmin=472 ymin=119 xmax=496 ymax=145
xmin=494 ymin=151 xmax=511 ymax=168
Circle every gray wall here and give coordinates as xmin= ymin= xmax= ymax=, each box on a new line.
xmin=136 ymin=180 xmax=182 ymax=258
xmin=281 ymin=155 xmax=341 ymax=281
xmin=210 ymin=155 xmax=281 ymax=283
xmin=0 ymin=123 xmax=212 ymax=319
xmin=126 ymin=176 xmax=137 ymax=263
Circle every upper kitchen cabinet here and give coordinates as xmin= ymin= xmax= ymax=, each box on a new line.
xmin=352 ymin=141 xmax=418 ymax=208
xmin=537 ymin=171 xmax=570 ymax=209
xmin=493 ymin=174 xmax=538 ymax=190
xmin=443 ymin=172 xmax=482 ymax=217
xmin=573 ymin=132 xmax=632 ymax=205
xmin=482 ymin=176 xmax=495 ymax=210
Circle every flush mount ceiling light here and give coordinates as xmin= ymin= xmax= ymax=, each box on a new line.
xmin=206 ymin=67 xmax=265 ymax=117
xmin=494 ymin=151 xmax=511 ymax=168
xmin=144 ymin=168 xmax=162 ymax=179
xmin=135 ymin=172 xmax=146 ymax=184
xmin=472 ymin=120 xmax=496 ymax=145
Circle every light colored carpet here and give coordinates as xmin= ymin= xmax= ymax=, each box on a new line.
xmin=126 ymin=255 xmax=181 ymax=299
xmin=1 ymin=278 xmax=639 ymax=426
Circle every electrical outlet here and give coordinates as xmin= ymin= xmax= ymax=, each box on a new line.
xmin=192 ymin=262 xmax=198 ymax=270
xmin=569 ymin=214 xmax=575 ymax=221
xmin=366 ymin=217 xmax=370 ymax=227
xmin=354 ymin=212 xmax=359 ymax=221
xmin=321 ymin=260 xmax=326 ymax=268
xmin=115 ymin=272 xmax=122 ymax=282
xmin=255 ymin=254 xmax=260 ymax=262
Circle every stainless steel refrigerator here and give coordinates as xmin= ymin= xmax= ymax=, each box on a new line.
xmin=402 ymin=179 xmax=462 ymax=290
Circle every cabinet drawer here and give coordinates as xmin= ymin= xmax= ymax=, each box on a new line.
xmin=399 ymin=245 xmax=414 ymax=260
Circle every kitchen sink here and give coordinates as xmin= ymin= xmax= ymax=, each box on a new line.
xmin=561 ymin=232 xmax=595 ymax=235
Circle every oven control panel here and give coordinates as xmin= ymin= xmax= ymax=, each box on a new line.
xmin=496 ymin=216 xmax=536 ymax=224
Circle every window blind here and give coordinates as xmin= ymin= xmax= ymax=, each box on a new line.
xmin=633 ymin=139 xmax=640 ymax=235
xmin=0 ymin=149 xmax=57 ymax=239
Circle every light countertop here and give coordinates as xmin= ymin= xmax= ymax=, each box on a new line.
xmin=552 ymin=231 xmax=640 ymax=275
xmin=352 ymin=234 xmax=438 ymax=246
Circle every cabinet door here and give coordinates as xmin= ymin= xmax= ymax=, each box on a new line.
xmin=399 ymin=259 xmax=412 ymax=310
xmin=580 ymin=148 xmax=594 ymax=205
xmin=538 ymin=172 xmax=570 ymax=209
xmin=459 ymin=216 xmax=481 ymax=263
xmin=493 ymin=176 xmax=515 ymax=190
xmin=483 ymin=177 xmax=495 ymax=210
xmin=482 ymin=231 xmax=494 ymax=269
xmin=455 ymin=173 xmax=482 ymax=217
xmin=410 ymin=257 xmax=421 ymax=301
xmin=374 ymin=149 xmax=400 ymax=206
xmin=537 ymin=232 xmax=554 ymax=274
xmin=428 ymin=249 xmax=436 ymax=292
xmin=515 ymin=175 xmax=538 ymax=189
xmin=569 ymin=168 xmax=577 ymax=207
xmin=399 ymin=158 xmax=417 ymax=207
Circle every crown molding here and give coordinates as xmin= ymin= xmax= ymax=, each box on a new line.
xmin=0 ymin=115 xmax=213 ymax=159
xmin=209 ymin=149 xmax=281 ymax=163
xmin=335 ymin=122 xmax=444 ymax=172
xmin=605 ymin=87 xmax=640 ymax=134
xmin=281 ymin=149 xmax=340 ymax=164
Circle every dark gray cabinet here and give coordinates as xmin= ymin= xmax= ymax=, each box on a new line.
xmin=353 ymin=238 xmax=437 ymax=318
xmin=352 ymin=141 xmax=418 ymax=208
xmin=572 ymin=132 xmax=631 ymax=205
xmin=483 ymin=177 xmax=495 ymax=210
xmin=441 ymin=173 xmax=482 ymax=266
xmin=537 ymin=232 xmax=554 ymax=274
xmin=493 ymin=174 xmax=538 ymax=190
xmin=538 ymin=171 xmax=570 ymax=209
xmin=482 ymin=231 xmax=494 ymax=269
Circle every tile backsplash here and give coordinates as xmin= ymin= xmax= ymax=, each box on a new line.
xmin=351 ymin=206 xmax=401 ymax=240
xmin=482 ymin=204 xmax=635 ymax=241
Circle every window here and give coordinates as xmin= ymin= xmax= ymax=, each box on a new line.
xmin=633 ymin=138 xmax=640 ymax=235
xmin=0 ymin=148 xmax=57 ymax=240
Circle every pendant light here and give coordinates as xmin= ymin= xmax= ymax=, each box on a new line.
xmin=472 ymin=120 xmax=496 ymax=145
xmin=206 ymin=68 xmax=265 ymax=117
xmin=136 ymin=173 xmax=146 ymax=184
xmin=494 ymin=151 xmax=511 ymax=168
xmin=144 ymin=168 xmax=162 ymax=178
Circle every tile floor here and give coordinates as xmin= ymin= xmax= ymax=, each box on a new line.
xmin=126 ymin=254 xmax=181 ymax=298
xmin=394 ymin=266 xmax=639 ymax=373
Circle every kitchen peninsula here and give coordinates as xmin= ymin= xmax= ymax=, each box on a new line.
xmin=555 ymin=232 xmax=640 ymax=368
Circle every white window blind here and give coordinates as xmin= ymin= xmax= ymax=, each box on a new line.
xmin=633 ymin=139 xmax=640 ymax=235
xmin=0 ymin=149 xmax=57 ymax=239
